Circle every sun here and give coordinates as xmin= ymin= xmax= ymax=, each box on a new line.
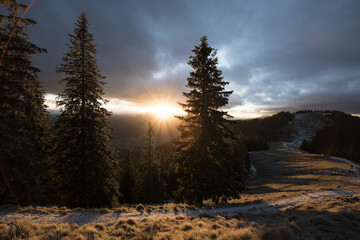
xmin=151 ymin=104 xmax=176 ymax=120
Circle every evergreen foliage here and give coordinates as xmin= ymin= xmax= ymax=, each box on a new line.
xmin=234 ymin=111 xmax=294 ymax=151
xmin=119 ymin=151 xmax=135 ymax=203
xmin=159 ymin=149 xmax=178 ymax=199
xmin=175 ymin=36 xmax=247 ymax=205
xmin=300 ymin=111 xmax=360 ymax=163
xmin=0 ymin=0 xmax=50 ymax=205
xmin=133 ymin=122 xmax=164 ymax=203
xmin=51 ymin=12 xmax=120 ymax=208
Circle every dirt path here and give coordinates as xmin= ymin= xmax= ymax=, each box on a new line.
xmin=1 ymin=141 xmax=359 ymax=226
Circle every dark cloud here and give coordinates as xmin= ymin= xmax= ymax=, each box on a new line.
xmin=18 ymin=0 xmax=360 ymax=115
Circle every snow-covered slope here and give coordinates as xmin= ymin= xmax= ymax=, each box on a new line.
xmin=279 ymin=112 xmax=360 ymax=169
xmin=281 ymin=112 xmax=328 ymax=150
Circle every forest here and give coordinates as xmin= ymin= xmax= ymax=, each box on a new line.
xmin=1 ymin=1 xmax=359 ymax=211
xmin=233 ymin=111 xmax=294 ymax=151
xmin=1 ymin=2 xmax=250 ymax=207
xmin=300 ymin=110 xmax=360 ymax=163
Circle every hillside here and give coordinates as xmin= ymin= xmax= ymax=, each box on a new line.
xmin=300 ymin=111 xmax=360 ymax=163
xmin=234 ymin=111 xmax=294 ymax=151
xmin=1 ymin=112 xmax=360 ymax=239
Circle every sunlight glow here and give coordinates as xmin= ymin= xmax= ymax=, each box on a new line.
xmin=147 ymin=104 xmax=180 ymax=120
xmin=45 ymin=93 xmax=57 ymax=109
xmin=45 ymin=94 xmax=185 ymax=118
xmin=45 ymin=94 xmax=276 ymax=120
xmin=226 ymin=103 xmax=274 ymax=119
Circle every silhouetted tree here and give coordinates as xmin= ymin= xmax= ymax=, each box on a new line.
xmin=302 ymin=111 xmax=360 ymax=163
xmin=52 ymin=12 xmax=119 ymax=208
xmin=0 ymin=0 xmax=50 ymax=205
xmin=133 ymin=122 xmax=164 ymax=203
xmin=300 ymin=139 xmax=308 ymax=151
xmin=175 ymin=36 xmax=246 ymax=205
xmin=119 ymin=151 xmax=135 ymax=203
xmin=348 ymin=142 xmax=357 ymax=161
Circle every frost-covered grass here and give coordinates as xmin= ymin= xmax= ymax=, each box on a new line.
xmin=1 ymin=140 xmax=360 ymax=226
xmin=1 ymin=194 xmax=359 ymax=239
xmin=2 ymin=118 xmax=360 ymax=239
xmin=7 ymin=202 xmax=193 ymax=215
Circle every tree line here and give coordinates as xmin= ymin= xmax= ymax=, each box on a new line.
xmin=0 ymin=2 xmax=248 ymax=207
xmin=300 ymin=111 xmax=360 ymax=163
xmin=233 ymin=112 xmax=294 ymax=151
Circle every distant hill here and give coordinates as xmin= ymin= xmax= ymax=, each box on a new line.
xmin=49 ymin=110 xmax=360 ymax=162
xmin=233 ymin=110 xmax=360 ymax=163
xmin=300 ymin=110 xmax=360 ymax=163
xmin=279 ymin=112 xmax=329 ymax=149
xmin=233 ymin=111 xmax=295 ymax=151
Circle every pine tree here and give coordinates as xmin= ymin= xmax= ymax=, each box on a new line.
xmin=52 ymin=12 xmax=120 ymax=208
xmin=175 ymin=36 xmax=246 ymax=205
xmin=134 ymin=122 xmax=164 ymax=203
xmin=348 ymin=142 xmax=357 ymax=161
xmin=119 ymin=151 xmax=135 ymax=203
xmin=0 ymin=0 xmax=50 ymax=205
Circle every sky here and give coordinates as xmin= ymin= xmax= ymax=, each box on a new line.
xmin=15 ymin=0 xmax=360 ymax=118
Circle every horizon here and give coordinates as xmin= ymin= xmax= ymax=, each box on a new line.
xmin=45 ymin=94 xmax=360 ymax=120
xmin=2 ymin=1 xmax=360 ymax=235
xmin=13 ymin=0 xmax=360 ymax=119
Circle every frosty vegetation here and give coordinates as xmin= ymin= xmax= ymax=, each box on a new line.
xmin=2 ymin=2 xmax=360 ymax=239
xmin=1 ymin=0 xmax=359 ymax=215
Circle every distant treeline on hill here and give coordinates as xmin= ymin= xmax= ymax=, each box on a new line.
xmin=233 ymin=111 xmax=294 ymax=151
xmin=295 ymin=110 xmax=334 ymax=114
xmin=301 ymin=111 xmax=360 ymax=163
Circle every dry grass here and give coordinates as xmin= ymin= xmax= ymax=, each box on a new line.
xmin=4 ymin=144 xmax=359 ymax=219
xmin=4 ymin=202 xmax=195 ymax=217
xmin=232 ymin=143 xmax=360 ymax=206
xmin=1 ymin=194 xmax=359 ymax=239
xmin=1 ymin=144 xmax=360 ymax=239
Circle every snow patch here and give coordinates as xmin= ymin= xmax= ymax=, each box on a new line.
xmin=249 ymin=163 xmax=257 ymax=180
xmin=329 ymin=156 xmax=360 ymax=169
xmin=1 ymin=190 xmax=359 ymax=225
xmin=282 ymin=113 xmax=327 ymax=149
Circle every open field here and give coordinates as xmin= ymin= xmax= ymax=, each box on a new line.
xmin=1 ymin=193 xmax=359 ymax=239
xmin=1 ymin=138 xmax=360 ymax=239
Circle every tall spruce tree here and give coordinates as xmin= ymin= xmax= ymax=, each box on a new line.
xmin=0 ymin=0 xmax=50 ymax=205
xmin=53 ymin=12 xmax=120 ymax=208
xmin=176 ymin=36 xmax=246 ymax=205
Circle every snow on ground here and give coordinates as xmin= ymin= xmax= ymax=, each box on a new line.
xmin=1 ymin=112 xmax=359 ymax=226
xmin=182 ymin=190 xmax=358 ymax=217
xmin=282 ymin=113 xmax=327 ymax=150
xmin=280 ymin=112 xmax=360 ymax=173
xmin=249 ymin=163 xmax=257 ymax=180
xmin=247 ymin=152 xmax=257 ymax=181
xmin=329 ymin=156 xmax=360 ymax=169
xmin=1 ymin=190 xmax=358 ymax=226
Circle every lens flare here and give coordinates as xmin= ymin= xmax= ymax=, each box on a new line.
xmin=0 ymin=0 xmax=38 ymax=66
xmin=0 ymin=0 xmax=37 ymax=205
xmin=151 ymin=104 xmax=178 ymax=120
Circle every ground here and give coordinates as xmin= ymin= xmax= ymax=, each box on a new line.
xmin=1 ymin=113 xmax=360 ymax=239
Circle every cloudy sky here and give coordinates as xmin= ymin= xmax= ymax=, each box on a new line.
xmin=20 ymin=0 xmax=360 ymax=118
